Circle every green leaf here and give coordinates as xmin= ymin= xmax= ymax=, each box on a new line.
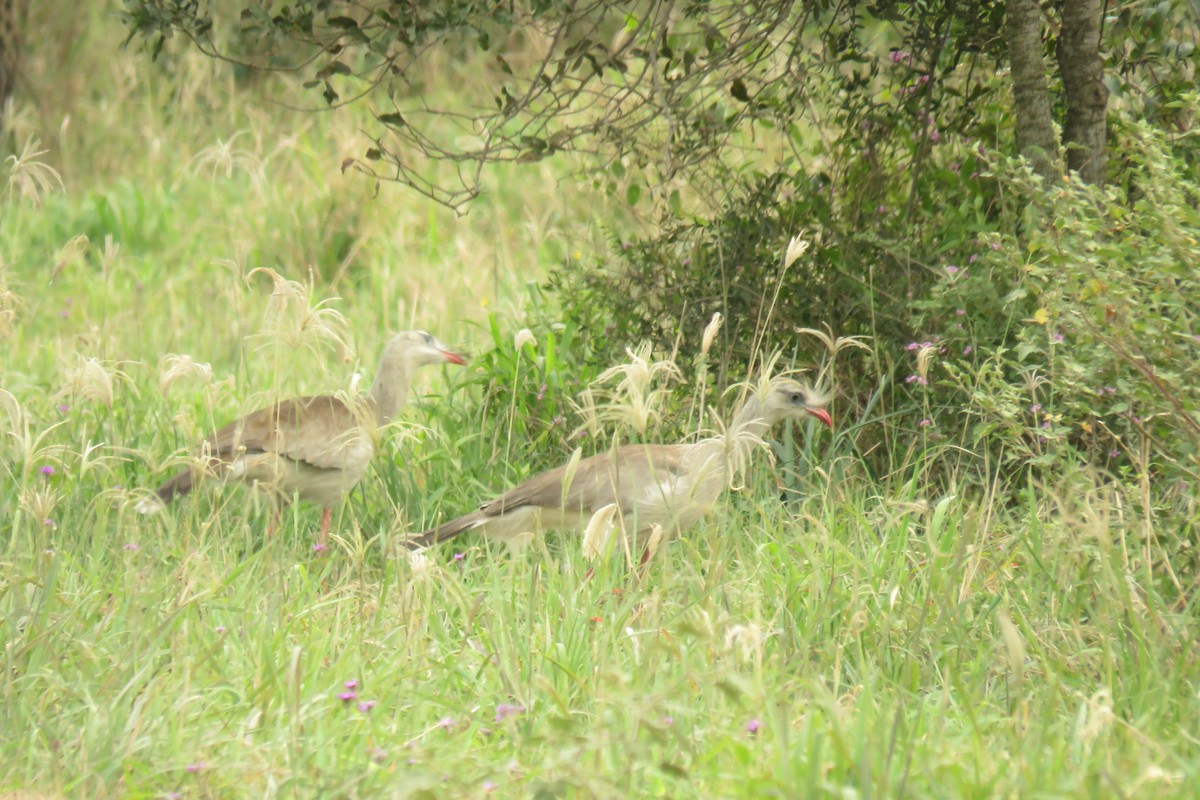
xmin=377 ymin=112 xmax=406 ymax=127
xmin=626 ymin=182 xmax=642 ymax=206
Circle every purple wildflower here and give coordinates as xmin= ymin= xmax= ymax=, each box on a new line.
xmin=483 ymin=781 xmax=497 ymax=793
xmin=436 ymin=716 xmax=455 ymax=729
xmin=123 ymin=542 xmax=139 ymax=552
xmin=990 ymin=241 xmax=1001 ymax=251
xmin=453 ymin=552 xmax=465 ymax=562
xmin=746 ymin=719 xmax=762 ymax=734
xmin=962 ymin=346 xmax=973 ymax=355
xmin=1109 ymin=448 xmax=1120 ymax=458
xmin=344 ymin=679 xmax=358 ymax=690
xmin=1053 ymin=332 xmax=1065 ymax=343
xmin=929 ymin=129 xmax=941 ymax=142
xmin=39 ymin=465 xmax=56 ymax=477
xmin=906 ymin=342 xmax=920 ymax=351
xmin=495 ymin=703 xmax=525 ymax=722
xmin=185 ymin=763 xmax=206 ymax=774
xmin=358 ymin=700 xmax=376 ymax=713
xmin=57 ymin=404 xmax=70 ymax=413
xmin=1030 ymin=403 xmax=1042 ymax=413
xmin=955 ymin=309 xmax=966 ymax=316
xmin=338 ymin=691 xmax=357 ymax=703
xmin=1041 ymin=420 xmax=1051 ymax=429
xmin=215 ymin=625 xmax=226 ymax=634
xmin=919 ymin=419 xmax=932 ymax=428
xmin=945 ymin=265 xmax=959 ymax=275
xmin=663 ymin=716 xmax=674 ymax=726
xmin=889 ymin=50 xmax=910 ymax=64
xmin=918 ymin=74 xmax=931 ymax=85
xmin=312 ymin=543 xmax=327 ymax=553
xmin=876 ymin=204 xmax=889 ymax=215
xmin=44 ymin=519 xmax=56 ymax=529
xmin=968 ymin=254 xmax=978 ymax=264
xmin=368 ymin=747 xmax=387 ymax=763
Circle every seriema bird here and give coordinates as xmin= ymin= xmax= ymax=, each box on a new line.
xmin=408 ymin=377 xmax=831 ymax=559
xmin=137 ymin=331 xmax=466 ymax=544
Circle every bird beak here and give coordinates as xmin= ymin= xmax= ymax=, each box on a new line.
xmin=440 ymin=349 xmax=467 ymax=365
xmin=807 ymin=408 xmax=833 ymax=428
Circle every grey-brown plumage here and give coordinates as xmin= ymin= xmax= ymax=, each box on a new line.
xmin=137 ymin=331 xmax=465 ymax=541
xmin=409 ymin=378 xmax=831 ymax=551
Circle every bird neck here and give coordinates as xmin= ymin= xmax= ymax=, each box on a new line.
xmin=729 ymin=392 xmax=773 ymax=444
xmin=368 ymin=356 xmax=412 ymax=424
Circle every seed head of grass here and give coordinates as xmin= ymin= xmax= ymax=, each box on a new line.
xmin=5 ymin=136 xmax=63 ymax=208
xmin=159 ymin=354 xmax=215 ymax=394
xmin=58 ymin=356 xmax=131 ymax=407
xmin=581 ymin=503 xmax=619 ymax=561
xmin=189 ymin=132 xmax=267 ymax=188
xmin=575 ymin=343 xmax=681 ymax=437
xmin=247 ymin=267 xmax=351 ymax=358
xmin=0 ymin=259 xmax=20 ymax=337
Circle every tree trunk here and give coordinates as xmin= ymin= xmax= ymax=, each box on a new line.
xmin=1005 ymin=0 xmax=1061 ymax=181
xmin=1058 ymin=0 xmax=1108 ymax=185
xmin=0 ymin=0 xmax=24 ymax=126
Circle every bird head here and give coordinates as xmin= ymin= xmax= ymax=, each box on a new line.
xmin=759 ymin=378 xmax=832 ymax=428
xmin=387 ymin=330 xmax=467 ymax=367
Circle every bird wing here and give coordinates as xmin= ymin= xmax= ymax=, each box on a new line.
xmin=479 ymin=444 xmax=687 ymax=517
xmin=205 ymin=395 xmax=373 ymax=472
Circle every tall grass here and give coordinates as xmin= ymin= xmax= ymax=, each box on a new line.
xmin=1 ymin=4 xmax=1198 ymax=798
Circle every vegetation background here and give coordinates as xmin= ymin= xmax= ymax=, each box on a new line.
xmin=2 ymin=1 xmax=1199 ymax=797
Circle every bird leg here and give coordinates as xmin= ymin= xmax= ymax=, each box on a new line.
xmin=318 ymin=506 xmax=332 ymax=552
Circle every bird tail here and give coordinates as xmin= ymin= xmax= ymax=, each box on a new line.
xmin=405 ymin=511 xmax=485 ymax=549
xmin=135 ymin=469 xmax=195 ymax=514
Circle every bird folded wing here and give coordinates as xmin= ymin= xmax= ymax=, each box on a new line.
xmin=206 ymin=395 xmax=374 ymax=472
xmin=479 ymin=444 xmax=687 ymax=517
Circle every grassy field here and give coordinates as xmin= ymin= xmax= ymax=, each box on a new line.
xmin=3 ymin=5 xmax=1199 ymax=799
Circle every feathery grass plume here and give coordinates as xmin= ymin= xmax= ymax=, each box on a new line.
xmin=642 ymin=522 xmax=665 ymax=564
xmin=52 ymin=235 xmax=90 ymax=282
xmin=247 ymin=267 xmax=351 ymax=358
xmin=0 ymin=258 xmax=20 ymax=337
xmin=783 ymin=235 xmax=810 ymax=268
xmin=20 ymin=485 xmax=62 ymax=529
xmin=1 ymin=389 xmax=69 ymax=483
xmin=916 ymin=343 xmax=938 ymax=383
xmin=513 ymin=328 xmax=537 ymax=350
xmin=723 ymin=623 xmax=768 ymax=663
xmin=700 ymin=312 xmax=723 ymax=356
xmin=189 ymin=132 xmax=267 ymax=189
xmin=158 ymin=354 xmax=215 ymax=394
xmin=4 ymin=136 xmax=63 ymax=207
xmin=581 ymin=502 xmax=619 ymax=561
xmin=58 ymin=356 xmax=131 ymax=407
xmin=406 ymin=549 xmax=433 ymax=581
xmin=574 ymin=342 xmax=681 ymax=437
xmin=995 ymin=605 xmax=1027 ymax=689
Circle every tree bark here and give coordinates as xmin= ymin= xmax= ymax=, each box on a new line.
xmin=0 ymin=0 xmax=24 ymax=125
xmin=1005 ymin=0 xmax=1061 ymax=181
xmin=1058 ymin=0 xmax=1108 ymax=185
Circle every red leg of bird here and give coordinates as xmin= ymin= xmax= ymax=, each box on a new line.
xmin=318 ymin=506 xmax=332 ymax=552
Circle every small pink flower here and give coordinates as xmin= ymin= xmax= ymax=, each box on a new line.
xmin=483 ymin=781 xmax=497 ymax=793
xmin=56 ymin=404 xmax=70 ymax=414
xmin=123 ymin=542 xmax=139 ymax=552
xmin=746 ymin=719 xmax=762 ymax=734
xmin=945 ymin=265 xmax=959 ymax=275
xmin=1052 ymin=332 xmax=1065 ymax=343
xmin=436 ymin=716 xmax=455 ymax=729
xmin=368 ymin=747 xmax=387 ymax=763
xmin=495 ymin=703 xmax=525 ymax=722
xmin=929 ymin=129 xmax=941 ymax=142
xmin=39 ymin=465 xmax=56 ymax=477
xmin=1030 ymin=403 xmax=1042 ymax=413
xmin=1109 ymin=449 xmax=1120 ymax=458
xmin=312 ymin=543 xmax=327 ymax=553
xmin=358 ymin=700 xmax=376 ymax=713
xmin=344 ymin=679 xmax=358 ymax=690
xmin=990 ymin=241 xmax=1001 ymax=251
xmin=663 ymin=716 xmax=674 ymax=726
xmin=185 ymin=763 xmax=206 ymax=774
xmin=955 ymin=309 xmax=965 ymax=316
xmin=906 ymin=342 xmax=920 ymax=351
xmin=962 ymin=346 xmax=973 ymax=355
xmin=215 ymin=625 xmax=226 ymax=634
xmin=918 ymin=74 xmax=931 ymax=84
xmin=968 ymin=254 xmax=978 ymax=264
xmin=338 ymin=691 xmax=357 ymax=703
xmin=453 ymin=552 xmax=465 ymax=562
xmin=889 ymin=50 xmax=911 ymax=64
xmin=919 ymin=419 xmax=932 ymax=428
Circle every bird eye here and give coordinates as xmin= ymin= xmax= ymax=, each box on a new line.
xmin=790 ymin=392 xmax=802 ymax=403
xmin=422 ymin=333 xmax=434 ymax=345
